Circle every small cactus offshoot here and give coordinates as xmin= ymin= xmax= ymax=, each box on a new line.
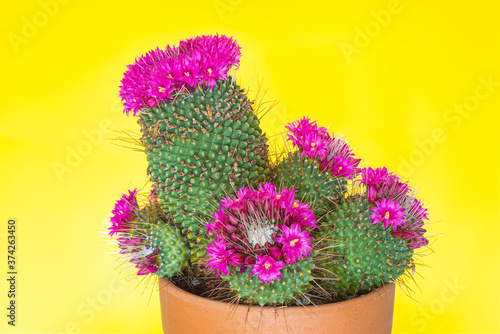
xmin=107 ymin=189 xmax=188 ymax=277
xmin=205 ymin=183 xmax=317 ymax=305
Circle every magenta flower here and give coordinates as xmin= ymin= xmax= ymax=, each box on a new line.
xmin=116 ymin=234 xmax=160 ymax=276
xmin=250 ymin=255 xmax=285 ymax=283
xmin=369 ymin=198 xmax=406 ymax=231
xmin=134 ymin=249 xmax=160 ymax=275
xmin=361 ymin=167 xmax=391 ymax=202
xmin=286 ymin=117 xmax=331 ymax=158
xmin=321 ymin=137 xmax=361 ymax=179
xmin=119 ymin=47 xmax=175 ymax=115
xmin=361 ymin=167 xmax=408 ymax=203
xmin=360 ymin=167 xmax=431 ymax=248
xmin=147 ymin=69 xmax=175 ymax=101
xmin=107 ymin=189 xmax=173 ymax=276
xmin=274 ymin=223 xmax=313 ymax=264
xmin=301 ymin=133 xmax=330 ymax=159
xmin=206 ymin=238 xmax=235 ymax=277
xmin=323 ymin=154 xmax=356 ymax=178
xmin=108 ymin=189 xmax=138 ymax=236
xmin=407 ymin=198 xmax=429 ymax=222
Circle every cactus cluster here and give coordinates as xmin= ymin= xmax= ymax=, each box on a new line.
xmin=106 ymin=34 xmax=431 ymax=307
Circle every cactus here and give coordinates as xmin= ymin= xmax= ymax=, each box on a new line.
xmin=205 ymin=183 xmax=318 ymax=305
xmin=318 ymin=196 xmax=413 ymax=300
xmin=118 ymin=35 xmax=269 ymax=262
xmin=274 ymin=118 xmax=360 ymax=216
xmin=274 ymin=119 xmax=429 ymax=301
xmin=108 ymin=35 xmax=433 ymax=307
xmin=139 ymin=77 xmax=268 ymax=259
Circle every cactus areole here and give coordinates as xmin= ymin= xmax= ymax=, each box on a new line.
xmin=105 ymin=34 xmax=433 ymax=332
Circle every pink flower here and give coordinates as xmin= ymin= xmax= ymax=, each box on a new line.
xmin=361 ymin=167 xmax=391 ymax=202
xmin=391 ymin=229 xmax=403 ymax=238
xmin=119 ymin=48 xmax=174 ymax=116
xmin=299 ymin=133 xmax=329 ymax=159
xmin=117 ymin=236 xmax=160 ymax=276
xmin=269 ymin=246 xmax=282 ymax=260
xmin=206 ymin=238 xmax=234 ymax=277
xmin=108 ymin=189 xmax=138 ymax=236
xmin=178 ymin=53 xmax=201 ymax=87
xmin=107 ymin=189 xmax=173 ymax=276
xmin=147 ymin=68 xmax=175 ymax=101
xmin=401 ymin=230 xmax=419 ymax=241
xmin=228 ymin=252 xmax=245 ymax=266
xmin=286 ymin=117 xmax=331 ymax=158
xmin=274 ymin=223 xmax=313 ymax=264
xmin=323 ymin=154 xmax=357 ymax=178
xmin=369 ymin=198 xmax=406 ymax=231
xmin=250 ymin=255 xmax=285 ymax=283
xmin=321 ymin=135 xmax=361 ymax=179
xmin=360 ymin=168 xmax=431 ymax=249
xmin=135 ymin=251 xmax=160 ymax=275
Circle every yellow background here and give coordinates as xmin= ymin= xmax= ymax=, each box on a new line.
xmin=1 ymin=0 xmax=499 ymax=333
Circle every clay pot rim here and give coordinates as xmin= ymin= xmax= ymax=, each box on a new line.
xmin=159 ymin=277 xmax=395 ymax=312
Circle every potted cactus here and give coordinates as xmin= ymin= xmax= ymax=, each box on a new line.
xmin=106 ymin=34 xmax=431 ymax=334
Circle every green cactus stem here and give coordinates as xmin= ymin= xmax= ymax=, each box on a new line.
xmin=139 ymin=77 xmax=269 ymax=262
xmin=226 ymin=259 xmax=315 ymax=306
xmin=274 ymin=151 xmax=347 ymax=216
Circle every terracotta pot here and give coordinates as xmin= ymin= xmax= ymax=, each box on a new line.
xmin=159 ymin=278 xmax=396 ymax=334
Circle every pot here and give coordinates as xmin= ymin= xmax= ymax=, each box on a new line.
xmin=159 ymin=278 xmax=395 ymax=334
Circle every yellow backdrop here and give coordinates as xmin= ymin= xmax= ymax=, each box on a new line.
xmin=1 ymin=0 xmax=499 ymax=333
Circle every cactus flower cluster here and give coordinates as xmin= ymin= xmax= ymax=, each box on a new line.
xmin=106 ymin=34 xmax=432 ymax=306
xmin=206 ymin=184 xmax=316 ymax=277
xmin=286 ymin=117 xmax=361 ymax=178
xmin=119 ymin=35 xmax=241 ymax=116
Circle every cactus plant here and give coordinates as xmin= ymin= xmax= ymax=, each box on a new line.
xmin=275 ymin=118 xmax=360 ymax=216
xmin=119 ymin=35 xmax=269 ymax=262
xmin=105 ymin=35 xmax=432 ymax=311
